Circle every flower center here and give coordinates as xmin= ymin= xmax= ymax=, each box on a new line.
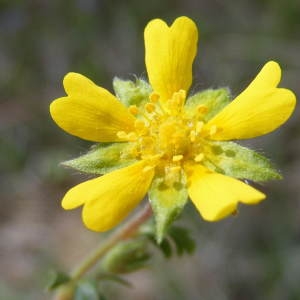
xmin=117 ymin=90 xmax=218 ymax=175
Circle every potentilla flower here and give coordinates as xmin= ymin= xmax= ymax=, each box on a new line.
xmin=50 ymin=17 xmax=296 ymax=240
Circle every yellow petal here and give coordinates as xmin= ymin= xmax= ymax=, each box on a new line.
xmin=144 ymin=16 xmax=198 ymax=102
xmin=50 ymin=73 xmax=136 ymax=142
xmin=62 ymin=161 xmax=154 ymax=231
xmin=205 ymin=61 xmax=296 ymax=140
xmin=185 ymin=164 xmax=265 ymax=221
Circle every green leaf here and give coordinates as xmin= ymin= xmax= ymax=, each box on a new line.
xmin=168 ymin=226 xmax=196 ymax=256
xmin=46 ymin=270 xmax=71 ymax=291
xmin=158 ymin=238 xmax=173 ymax=258
xmin=100 ymin=238 xmax=150 ymax=274
xmin=62 ymin=143 xmax=137 ymax=175
xmin=185 ymin=88 xmax=231 ymax=121
xmin=113 ymin=77 xmax=152 ymax=107
xmin=203 ymin=141 xmax=282 ymax=181
xmin=149 ymin=171 xmax=188 ymax=243
xmin=74 ymin=281 xmax=100 ymax=300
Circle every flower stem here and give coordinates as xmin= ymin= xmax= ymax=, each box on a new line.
xmin=71 ymin=202 xmax=152 ymax=281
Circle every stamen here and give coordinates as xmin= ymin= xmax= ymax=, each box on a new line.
xmin=149 ymin=92 xmax=160 ymax=103
xmin=197 ymin=104 xmax=208 ymax=114
xmin=194 ymin=153 xmax=204 ymax=162
xmin=145 ymin=102 xmax=156 ymax=113
xmin=172 ymin=155 xmax=183 ymax=162
xmin=128 ymin=105 xmax=139 ymax=115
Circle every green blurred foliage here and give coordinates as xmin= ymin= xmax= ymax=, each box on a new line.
xmin=0 ymin=0 xmax=299 ymax=299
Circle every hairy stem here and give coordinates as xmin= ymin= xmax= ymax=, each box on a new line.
xmin=71 ymin=202 xmax=152 ymax=281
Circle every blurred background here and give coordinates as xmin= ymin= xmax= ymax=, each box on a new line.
xmin=0 ymin=0 xmax=300 ymax=299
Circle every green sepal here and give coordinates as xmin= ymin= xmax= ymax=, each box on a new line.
xmin=203 ymin=141 xmax=282 ymax=181
xmin=113 ymin=77 xmax=152 ymax=107
xmin=62 ymin=143 xmax=137 ymax=175
xmin=46 ymin=270 xmax=71 ymax=291
xmin=100 ymin=238 xmax=150 ymax=274
xmin=148 ymin=171 xmax=188 ymax=243
xmin=185 ymin=88 xmax=231 ymax=121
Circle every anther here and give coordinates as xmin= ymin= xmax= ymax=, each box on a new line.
xmin=128 ymin=105 xmax=139 ymax=115
xmin=197 ymin=104 xmax=208 ymax=114
xmin=145 ymin=102 xmax=156 ymax=113
xmin=194 ymin=153 xmax=204 ymax=162
xmin=172 ymin=155 xmax=184 ymax=162
xmin=149 ymin=92 xmax=160 ymax=103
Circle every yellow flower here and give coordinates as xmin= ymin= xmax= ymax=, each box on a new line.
xmin=50 ymin=17 xmax=296 ymax=234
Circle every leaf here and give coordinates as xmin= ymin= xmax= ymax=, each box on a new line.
xmin=168 ymin=226 xmax=196 ymax=256
xmin=158 ymin=238 xmax=173 ymax=258
xmin=140 ymin=222 xmax=195 ymax=258
xmin=46 ymin=270 xmax=71 ymax=291
xmin=74 ymin=281 xmax=100 ymax=300
xmin=113 ymin=77 xmax=152 ymax=107
xmin=62 ymin=143 xmax=137 ymax=175
xmin=203 ymin=140 xmax=282 ymax=181
xmin=148 ymin=171 xmax=188 ymax=243
xmin=185 ymin=88 xmax=231 ymax=121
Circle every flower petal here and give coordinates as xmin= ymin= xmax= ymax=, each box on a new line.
xmin=50 ymin=73 xmax=136 ymax=142
xmin=144 ymin=16 xmax=198 ymax=102
xmin=205 ymin=61 xmax=296 ymax=140
xmin=62 ymin=161 xmax=154 ymax=231
xmin=185 ymin=164 xmax=266 ymax=221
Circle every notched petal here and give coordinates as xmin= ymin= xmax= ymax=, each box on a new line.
xmin=50 ymin=73 xmax=136 ymax=142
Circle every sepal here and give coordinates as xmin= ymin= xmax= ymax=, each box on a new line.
xmin=62 ymin=143 xmax=137 ymax=175
xmin=203 ymin=141 xmax=281 ymax=181
xmin=113 ymin=77 xmax=152 ymax=107
xmin=185 ymin=88 xmax=231 ymax=121
xmin=148 ymin=171 xmax=188 ymax=243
